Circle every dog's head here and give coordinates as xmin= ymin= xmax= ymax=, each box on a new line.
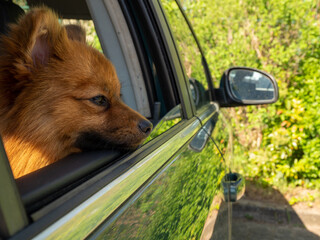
xmin=0 ymin=8 xmax=152 ymax=157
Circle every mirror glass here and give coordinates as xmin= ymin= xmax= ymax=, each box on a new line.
xmin=144 ymin=105 xmax=182 ymax=144
xmin=228 ymin=69 xmax=275 ymax=101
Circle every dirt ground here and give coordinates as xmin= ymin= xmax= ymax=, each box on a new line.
xmin=202 ymin=180 xmax=320 ymax=240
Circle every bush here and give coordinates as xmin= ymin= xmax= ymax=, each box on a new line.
xmin=183 ymin=0 xmax=320 ymax=189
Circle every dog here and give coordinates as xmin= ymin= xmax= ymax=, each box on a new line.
xmin=0 ymin=7 xmax=152 ymax=178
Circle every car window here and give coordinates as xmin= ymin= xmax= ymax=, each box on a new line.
xmin=137 ymin=34 xmax=182 ymax=140
xmin=160 ymin=0 xmax=211 ymax=111
xmin=1 ymin=0 xmax=183 ymax=184
xmin=123 ymin=1 xmax=183 ymax=143
xmin=10 ymin=1 xmax=182 ymax=145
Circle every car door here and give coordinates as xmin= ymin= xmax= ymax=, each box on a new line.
xmin=85 ymin=0 xmax=232 ymax=239
xmin=0 ymin=0 xmax=231 ymax=239
xmin=159 ymin=1 xmax=235 ymax=238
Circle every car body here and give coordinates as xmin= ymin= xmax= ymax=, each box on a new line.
xmin=0 ymin=0 xmax=278 ymax=239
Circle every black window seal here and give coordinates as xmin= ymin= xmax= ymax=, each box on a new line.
xmin=122 ymin=0 xmax=194 ymax=120
xmin=118 ymin=0 xmax=157 ymax=117
xmin=119 ymin=0 xmax=181 ymax=119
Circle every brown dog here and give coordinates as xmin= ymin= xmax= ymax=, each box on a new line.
xmin=0 ymin=7 xmax=152 ymax=178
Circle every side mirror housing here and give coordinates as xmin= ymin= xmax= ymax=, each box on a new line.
xmin=215 ymin=67 xmax=279 ymax=107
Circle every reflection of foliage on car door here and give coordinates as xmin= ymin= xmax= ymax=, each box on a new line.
xmin=212 ymin=111 xmax=233 ymax=169
xmin=101 ymin=136 xmax=225 ymax=239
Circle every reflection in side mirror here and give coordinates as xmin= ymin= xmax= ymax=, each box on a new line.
xmin=189 ymin=118 xmax=214 ymax=152
xmin=229 ymin=69 xmax=275 ymax=101
xmin=144 ymin=105 xmax=182 ymax=143
xmin=221 ymin=172 xmax=245 ymax=202
xmin=215 ymin=67 xmax=279 ymax=107
xmin=189 ymin=78 xmax=208 ymax=108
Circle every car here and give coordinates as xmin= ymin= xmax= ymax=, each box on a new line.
xmin=0 ymin=0 xmax=278 ymax=239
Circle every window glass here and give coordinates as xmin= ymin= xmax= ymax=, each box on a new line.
xmin=126 ymin=2 xmax=183 ymax=143
xmin=160 ymin=0 xmax=210 ymax=109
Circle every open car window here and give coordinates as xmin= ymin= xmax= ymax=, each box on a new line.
xmin=4 ymin=0 xmax=184 ymax=177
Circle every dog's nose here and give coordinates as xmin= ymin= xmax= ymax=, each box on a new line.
xmin=138 ymin=120 xmax=153 ymax=135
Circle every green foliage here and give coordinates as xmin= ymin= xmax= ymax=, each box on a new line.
xmin=289 ymin=193 xmax=315 ymax=205
xmin=13 ymin=0 xmax=27 ymax=7
xmin=182 ymin=0 xmax=320 ymax=189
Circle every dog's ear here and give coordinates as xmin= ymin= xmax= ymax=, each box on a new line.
xmin=65 ymin=24 xmax=86 ymax=43
xmin=1 ymin=7 xmax=68 ymax=69
xmin=31 ymin=27 xmax=51 ymax=66
xmin=0 ymin=7 xmax=69 ymax=119
xmin=28 ymin=8 xmax=67 ymax=66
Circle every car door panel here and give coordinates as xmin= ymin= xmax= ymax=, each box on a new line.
xmin=197 ymin=104 xmax=234 ymax=240
xmin=30 ymin=115 xmax=202 ymax=239
xmin=88 ymin=106 xmax=228 ymax=239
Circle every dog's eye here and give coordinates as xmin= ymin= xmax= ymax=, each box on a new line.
xmin=90 ymin=95 xmax=108 ymax=107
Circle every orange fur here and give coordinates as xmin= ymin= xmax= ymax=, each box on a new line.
xmin=0 ymin=7 xmax=152 ymax=178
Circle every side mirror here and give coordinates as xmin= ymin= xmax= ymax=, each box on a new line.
xmin=221 ymin=172 xmax=245 ymax=202
xmin=215 ymin=67 xmax=279 ymax=107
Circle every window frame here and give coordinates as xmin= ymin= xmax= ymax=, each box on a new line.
xmin=158 ymin=0 xmax=216 ymax=115
xmin=120 ymin=0 xmax=195 ymax=120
